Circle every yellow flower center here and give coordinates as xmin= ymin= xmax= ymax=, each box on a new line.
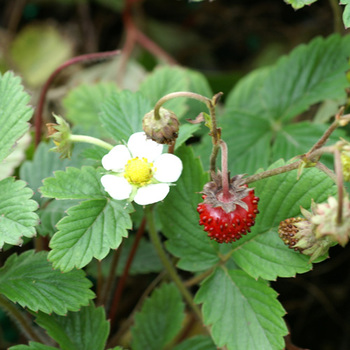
xmin=124 ymin=157 xmax=153 ymax=185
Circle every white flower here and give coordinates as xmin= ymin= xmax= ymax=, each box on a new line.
xmin=101 ymin=132 xmax=183 ymax=205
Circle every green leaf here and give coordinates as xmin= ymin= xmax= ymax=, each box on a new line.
xmin=158 ymin=145 xmax=219 ymax=272
xmin=173 ymin=335 xmax=217 ymax=350
xmin=0 ymin=71 xmax=32 ymax=163
xmin=259 ymin=35 xmax=350 ymax=122
xmin=272 ymin=121 xmax=344 ymax=168
xmin=49 ymin=199 xmax=133 ymax=271
xmin=99 ymin=90 xmax=152 ymax=142
xmin=175 ymin=123 xmax=201 ymax=150
xmin=0 ymin=250 xmax=94 ymax=315
xmin=196 ymin=34 xmax=350 ymax=174
xmin=35 ymin=302 xmax=109 ymax=350
xmin=63 ymin=82 xmax=118 ymax=133
xmin=131 ymin=283 xmax=185 ymax=350
xmin=40 ymin=166 xmax=105 ymax=200
xmin=9 ymin=342 xmax=57 ymax=350
xmin=37 ymin=200 xmax=79 ymax=237
xmin=230 ymin=160 xmax=337 ymax=280
xmin=340 ymin=0 xmax=350 ymax=28
xmin=0 ymin=132 xmax=31 ymax=180
xmin=283 ymin=0 xmax=318 ymax=9
xmin=139 ymin=66 xmax=189 ymax=117
xmin=20 ymin=141 xmax=93 ymax=204
xmin=0 ymin=178 xmax=38 ymax=249
xmin=195 ymin=267 xmax=288 ymax=350
xmin=10 ymin=24 xmax=72 ymax=87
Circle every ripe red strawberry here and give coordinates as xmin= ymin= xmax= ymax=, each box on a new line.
xmin=197 ymin=173 xmax=259 ymax=243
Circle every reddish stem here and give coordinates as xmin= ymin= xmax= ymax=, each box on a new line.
xmin=34 ymin=49 xmax=121 ymax=146
xmin=108 ymin=216 xmax=147 ymax=325
xmin=135 ymin=29 xmax=177 ymax=65
xmin=219 ymin=140 xmax=231 ymax=202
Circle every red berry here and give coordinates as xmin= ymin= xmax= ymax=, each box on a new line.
xmin=197 ymin=174 xmax=259 ymax=244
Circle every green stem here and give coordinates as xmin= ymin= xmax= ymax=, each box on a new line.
xmin=153 ymin=91 xmax=222 ymax=174
xmin=0 ymin=294 xmax=47 ymax=343
xmin=69 ymin=134 xmax=114 ymax=150
xmin=145 ymin=206 xmax=202 ymax=321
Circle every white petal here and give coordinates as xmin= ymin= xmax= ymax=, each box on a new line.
xmin=101 ymin=175 xmax=132 ymax=200
xmin=153 ymin=153 xmax=183 ymax=183
xmin=102 ymin=145 xmax=131 ymax=171
xmin=127 ymin=132 xmax=163 ymax=161
xmin=134 ymin=183 xmax=170 ymax=205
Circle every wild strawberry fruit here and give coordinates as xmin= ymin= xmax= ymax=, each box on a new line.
xmin=197 ymin=173 xmax=259 ymax=243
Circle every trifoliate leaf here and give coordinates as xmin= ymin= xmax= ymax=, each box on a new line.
xmin=10 ymin=24 xmax=72 ymax=87
xmin=0 ymin=178 xmax=38 ymax=249
xmin=99 ymin=90 xmax=151 ymax=143
xmin=0 ymin=250 xmax=94 ymax=315
xmin=283 ymin=0 xmax=317 ymax=9
xmin=48 ymin=199 xmax=133 ymax=272
xmin=230 ymin=160 xmax=338 ymax=280
xmin=158 ymin=145 xmax=219 ymax=272
xmin=173 ymin=335 xmax=217 ymax=350
xmin=195 ymin=267 xmax=288 ymax=350
xmin=196 ymin=34 xmax=350 ymax=174
xmin=9 ymin=342 xmax=57 ymax=350
xmin=40 ymin=166 xmax=105 ymax=200
xmin=0 ymin=71 xmax=32 ymax=163
xmin=139 ymin=66 xmax=189 ymax=117
xmin=131 ymin=283 xmax=185 ymax=350
xmin=35 ymin=302 xmax=109 ymax=350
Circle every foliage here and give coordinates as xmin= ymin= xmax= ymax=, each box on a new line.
xmin=1 ymin=2 xmax=350 ymax=349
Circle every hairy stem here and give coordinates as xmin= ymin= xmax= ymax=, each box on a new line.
xmin=244 ymin=146 xmax=336 ymax=185
xmin=219 ymin=140 xmax=230 ymax=201
xmin=69 ymin=134 xmax=114 ymax=151
xmin=153 ymin=92 xmax=212 ymax=121
xmin=145 ymin=206 xmax=202 ymax=321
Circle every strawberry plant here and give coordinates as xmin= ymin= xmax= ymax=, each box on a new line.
xmin=1 ymin=1 xmax=350 ymax=350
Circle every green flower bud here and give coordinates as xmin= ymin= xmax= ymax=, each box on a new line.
xmin=46 ymin=114 xmax=73 ymax=158
xmin=142 ymin=107 xmax=179 ymax=145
